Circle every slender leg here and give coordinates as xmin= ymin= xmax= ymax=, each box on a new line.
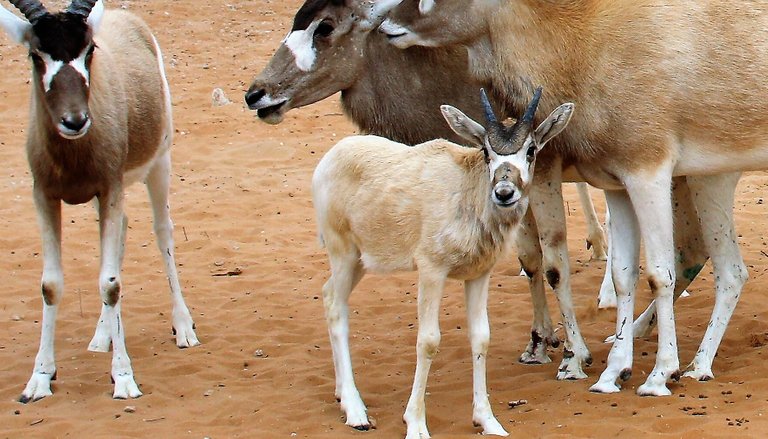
xmin=515 ymin=208 xmax=558 ymax=364
xmin=403 ymin=268 xmax=446 ymax=439
xmin=529 ymin=157 xmax=591 ymax=380
xmin=590 ymin=190 xmax=640 ymax=393
xmin=98 ymin=187 xmax=142 ymax=399
xmin=683 ymin=172 xmax=745 ymax=380
xmin=597 ymin=208 xmax=617 ymax=309
xmin=88 ymin=198 xmax=125 ymax=353
xmin=576 ymin=182 xmax=608 ymax=261
xmin=622 ymin=168 xmax=679 ymax=397
xmin=464 ymin=272 xmax=508 ymax=436
xmin=322 ymin=239 xmax=368 ymax=430
xmin=604 ymin=177 xmax=709 ymax=341
xmin=20 ymin=186 xmax=64 ymax=403
xmin=146 ymin=151 xmax=199 ymax=348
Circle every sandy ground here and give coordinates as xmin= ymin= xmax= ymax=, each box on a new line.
xmin=1 ymin=1 xmax=768 ymax=438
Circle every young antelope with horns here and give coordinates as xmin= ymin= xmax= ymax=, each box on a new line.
xmin=312 ymin=88 xmax=573 ymax=438
xmin=0 ymin=0 xmax=199 ymax=402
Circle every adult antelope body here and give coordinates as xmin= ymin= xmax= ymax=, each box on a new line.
xmin=245 ymin=0 xmax=633 ymax=380
xmin=0 ymin=0 xmax=199 ymax=402
xmin=380 ymin=0 xmax=751 ymax=396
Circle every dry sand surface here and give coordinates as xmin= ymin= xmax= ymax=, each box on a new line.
xmin=1 ymin=1 xmax=768 ymax=438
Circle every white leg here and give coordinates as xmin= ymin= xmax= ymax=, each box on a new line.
xmin=403 ymin=269 xmax=446 ymax=439
xmin=684 ymin=172 xmax=745 ymax=381
xmin=322 ymin=244 xmax=368 ymax=430
xmin=88 ymin=198 xmax=125 ymax=353
xmin=590 ymin=190 xmax=640 ymax=393
xmin=529 ymin=158 xmax=591 ymax=380
xmin=576 ymin=183 xmax=608 ymax=261
xmin=464 ymin=273 xmax=508 ymax=437
xmin=623 ymin=169 xmax=679 ymax=396
xmin=98 ymin=188 xmax=142 ymax=399
xmin=597 ymin=208 xmax=617 ymax=309
xmin=604 ymin=176 xmax=709 ymax=342
xmin=146 ymin=151 xmax=199 ymax=348
xmin=20 ymin=187 xmax=63 ymax=403
xmin=515 ymin=209 xmax=558 ymax=364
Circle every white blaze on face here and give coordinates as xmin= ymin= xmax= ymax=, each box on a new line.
xmin=283 ymin=19 xmax=321 ymax=72
xmin=487 ymin=135 xmax=536 ymax=203
xmin=40 ymin=45 xmax=91 ymax=92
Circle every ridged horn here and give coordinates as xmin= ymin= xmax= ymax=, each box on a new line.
xmin=522 ymin=86 xmax=543 ymax=124
xmin=66 ymin=0 xmax=97 ymax=18
xmin=8 ymin=0 xmax=48 ymax=24
xmin=480 ymin=88 xmax=497 ymax=126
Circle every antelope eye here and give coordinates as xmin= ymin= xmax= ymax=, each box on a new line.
xmin=29 ymin=52 xmax=43 ymax=65
xmin=526 ymin=145 xmax=536 ymax=162
xmin=315 ymin=21 xmax=334 ymax=38
xmin=85 ymin=45 xmax=96 ymax=63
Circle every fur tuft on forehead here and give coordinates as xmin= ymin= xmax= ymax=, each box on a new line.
xmin=292 ymin=0 xmax=346 ymax=31
xmin=490 ymin=121 xmax=530 ymax=155
xmin=32 ymin=12 xmax=90 ymax=62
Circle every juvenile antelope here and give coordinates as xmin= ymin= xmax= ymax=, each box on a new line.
xmin=313 ymin=88 xmax=573 ymax=437
xmin=380 ymin=0 xmax=750 ymax=395
xmin=0 ymin=0 xmax=199 ymax=402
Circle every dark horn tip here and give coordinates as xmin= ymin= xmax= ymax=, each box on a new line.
xmin=522 ymin=85 xmax=544 ymax=123
xmin=479 ymin=88 xmax=497 ymax=125
xmin=9 ymin=0 xmax=49 ymax=23
xmin=66 ymin=0 xmax=99 ymax=18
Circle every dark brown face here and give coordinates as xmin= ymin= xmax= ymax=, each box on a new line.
xmin=244 ymin=0 xmax=402 ymax=124
xmin=29 ymin=12 xmax=95 ymax=139
xmin=245 ymin=0 xmax=366 ymax=124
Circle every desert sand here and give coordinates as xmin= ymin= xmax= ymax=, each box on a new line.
xmin=1 ymin=1 xmax=767 ymax=438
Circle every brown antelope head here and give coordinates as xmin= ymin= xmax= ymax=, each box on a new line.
xmin=0 ymin=0 xmax=104 ymax=139
xmin=244 ymin=0 xmax=403 ymax=124
xmin=442 ymin=87 xmax=574 ymax=207
xmin=378 ymin=0 xmax=488 ymax=49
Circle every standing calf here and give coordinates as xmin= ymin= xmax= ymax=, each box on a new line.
xmin=0 ymin=0 xmax=199 ymax=402
xmin=312 ymin=88 xmax=573 ymax=438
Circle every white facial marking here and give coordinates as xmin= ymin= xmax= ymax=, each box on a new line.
xmin=283 ymin=20 xmax=321 ymax=72
xmin=41 ymin=53 xmax=63 ymax=93
xmin=69 ymin=46 xmax=91 ymax=86
xmin=40 ymin=46 xmax=91 ymax=93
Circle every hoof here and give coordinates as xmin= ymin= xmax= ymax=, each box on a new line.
xmin=619 ymin=368 xmax=632 ymax=382
xmin=589 ymin=381 xmax=621 ymax=394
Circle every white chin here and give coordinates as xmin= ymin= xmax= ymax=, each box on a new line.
xmin=57 ymin=120 xmax=91 ymax=140
xmin=58 ymin=127 xmax=89 ymax=140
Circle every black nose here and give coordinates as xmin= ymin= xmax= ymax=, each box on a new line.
xmin=245 ymin=88 xmax=266 ymax=109
xmin=495 ymin=185 xmax=515 ymax=203
xmin=61 ymin=113 xmax=89 ymax=132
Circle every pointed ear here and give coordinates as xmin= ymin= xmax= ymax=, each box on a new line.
xmin=86 ymin=0 xmax=105 ymax=34
xmin=441 ymin=104 xmax=486 ymax=147
xmin=0 ymin=6 xmax=32 ymax=45
xmin=361 ymin=0 xmax=405 ymax=30
xmin=534 ymin=103 xmax=574 ymax=148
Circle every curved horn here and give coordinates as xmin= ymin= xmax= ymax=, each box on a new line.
xmin=480 ymin=88 xmax=497 ymax=125
xmin=66 ymin=0 xmax=98 ymax=18
xmin=8 ymin=0 xmax=48 ymax=23
xmin=522 ymin=86 xmax=543 ymax=124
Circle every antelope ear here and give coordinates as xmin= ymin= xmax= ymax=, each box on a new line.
xmin=360 ymin=0 xmax=405 ymax=30
xmin=534 ymin=103 xmax=574 ymax=148
xmin=86 ymin=0 xmax=105 ymax=33
xmin=0 ymin=6 xmax=32 ymax=45
xmin=419 ymin=0 xmax=435 ymax=14
xmin=441 ymin=104 xmax=486 ymax=147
